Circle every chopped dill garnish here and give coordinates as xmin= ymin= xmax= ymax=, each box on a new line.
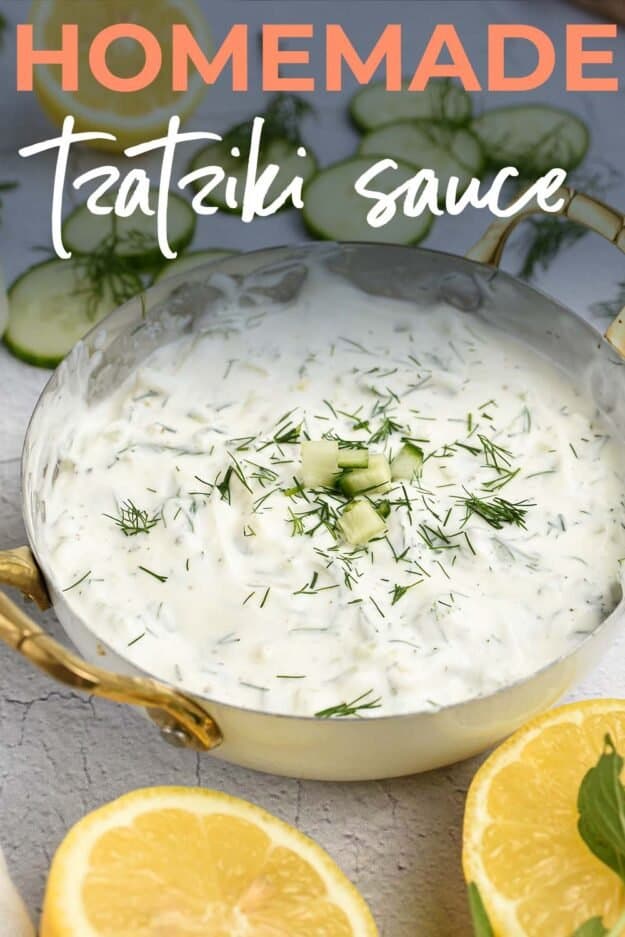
xmin=478 ymin=434 xmax=512 ymax=472
xmin=481 ymin=468 xmax=520 ymax=492
xmin=138 ymin=565 xmax=168 ymax=583
xmin=457 ymin=492 xmax=534 ymax=530
xmin=315 ymin=689 xmax=382 ymax=719
xmin=390 ymin=580 xmax=423 ymax=604
xmin=368 ymin=416 xmax=403 ymax=444
xmin=62 ymin=570 xmax=91 ymax=592
xmin=127 ymin=633 xmax=145 ymax=647
xmin=103 ymin=499 xmax=161 ymax=536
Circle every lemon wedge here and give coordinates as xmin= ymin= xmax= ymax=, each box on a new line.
xmin=40 ymin=786 xmax=379 ymax=937
xmin=463 ymin=699 xmax=625 ymax=937
xmin=30 ymin=0 xmax=211 ymax=151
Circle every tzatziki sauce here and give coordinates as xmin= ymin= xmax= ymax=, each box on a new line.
xmin=43 ymin=270 xmax=625 ymax=717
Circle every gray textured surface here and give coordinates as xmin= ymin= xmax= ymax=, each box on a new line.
xmin=2 ymin=1 xmax=625 ymax=934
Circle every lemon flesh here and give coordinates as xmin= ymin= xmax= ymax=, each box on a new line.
xmin=41 ymin=786 xmax=379 ymax=937
xmin=463 ymin=700 xmax=625 ymax=937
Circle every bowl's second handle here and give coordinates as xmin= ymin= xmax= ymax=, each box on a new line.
xmin=467 ymin=185 xmax=625 ymax=359
xmin=0 ymin=547 xmax=222 ymax=752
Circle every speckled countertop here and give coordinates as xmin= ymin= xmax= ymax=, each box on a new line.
xmin=1 ymin=1 xmax=625 ymax=934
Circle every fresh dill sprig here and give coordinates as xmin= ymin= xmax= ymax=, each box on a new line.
xmin=591 ymin=281 xmax=625 ymax=320
xmin=517 ymin=165 xmax=621 ymax=280
xmin=457 ymin=492 xmax=534 ymax=530
xmin=314 ymin=689 xmax=382 ymax=719
xmin=221 ymin=93 xmax=314 ymax=158
xmin=103 ymin=499 xmax=161 ymax=536
xmin=74 ymin=226 xmax=147 ymax=318
xmin=518 ymin=217 xmax=586 ymax=280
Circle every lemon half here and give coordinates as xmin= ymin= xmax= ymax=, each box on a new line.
xmin=31 ymin=0 xmax=211 ymax=151
xmin=41 ymin=786 xmax=379 ymax=937
xmin=463 ymin=699 xmax=625 ymax=937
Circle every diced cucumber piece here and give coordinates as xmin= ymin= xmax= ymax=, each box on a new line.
xmin=188 ymin=138 xmax=317 ymax=214
xmin=340 ymin=454 xmax=392 ymax=496
xmin=471 ymin=105 xmax=589 ymax=174
xmin=62 ymin=193 xmax=196 ymax=270
xmin=302 ymin=158 xmax=434 ymax=245
xmin=4 ymin=258 xmax=117 ymax=368
xmin=339 ymin=499 xmax=387 ymax=546
xmin=391 ymin=443 xmax=424 ymax=481
xmin=359 ymin=122 xmax=484 ymax=198
xmin=337 ymin=448 xmax=369 ymax=469
xmin=350 ymin=79 xmax=472 ymax=132
xmin=153 ymin=249 xmax=238 ymax=283
xmin=301 ymin=440 xmax=339 ymax=487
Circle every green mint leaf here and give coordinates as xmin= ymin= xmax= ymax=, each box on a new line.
xmin=467 ymin=883 xmax=494 ymax=937
xmin=571 ymin=918 xmax=608 ymax=937
xmin=577 ymin=734 xmax=625 ymax=883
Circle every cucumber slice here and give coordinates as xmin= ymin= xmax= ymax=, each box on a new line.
xmin=350 ymin=79 xmax=472 ymax=132
xmin=301 ymin=440 xmax=340 ymax=487
xmin=153 ymin=249 xmax=238 ymax=283
xmin=302 ymin=158 xmax=434 ymax=245
xmin=188 ymin=139 xmax=317 ymax=214
xmin=471 ymin=105 xmax=589 ymax=174
xmin=4 ymin=258 xmax=117 ymax=368
xmin=337 ymin=447 xmax=369 ymax=469
xmin=339 ymin=454 xmax=392 ymax=496
xmin=63 ymin=193 xmax=196 ymax=269
xmin=339 ymin=499 xmax=387 ymax=546
xmin=391 ymin=443 xmax=424 ymax=481
xmin=359 ymin=122 xmax=484 ymax=198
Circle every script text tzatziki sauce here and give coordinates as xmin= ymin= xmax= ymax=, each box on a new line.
xmin=43 ymin=271 xmax=625 ymax=717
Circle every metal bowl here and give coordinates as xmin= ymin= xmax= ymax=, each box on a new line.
xmin=1 ymin=185 xmax=624 ymax=780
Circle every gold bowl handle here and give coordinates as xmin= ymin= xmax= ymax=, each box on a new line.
xmin=0 ymin=547 xmax=222 ymax=752
xmin=467 ymin=185 xmax=625 ymax=358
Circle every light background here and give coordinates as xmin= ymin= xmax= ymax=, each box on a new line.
xmin=0 ymin=1 xmax=624 ymax=933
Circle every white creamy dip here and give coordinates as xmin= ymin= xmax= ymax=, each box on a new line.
xmin=43 ymin=270 xmax=625 ymax=717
